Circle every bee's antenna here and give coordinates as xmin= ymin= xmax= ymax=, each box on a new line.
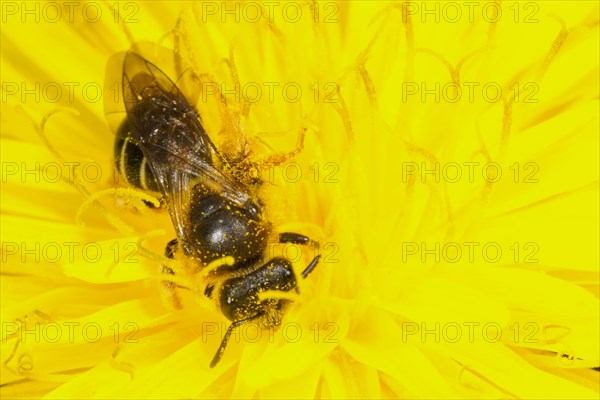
xmin=210 ymin=313 xmax=264 ymax=368
xmin=301 ymin=255 xmax=321 ymax=279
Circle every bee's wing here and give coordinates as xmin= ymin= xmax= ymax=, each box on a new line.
xmin=148 ymin=155 xmax=252 ymax=243
xmin=123 ymin=41 xmax=203 ymax=108
xmin=103 ymin=50 xmax=128 ymax=135
xmin=120 ymin=50 xmax=252 ymax=243
xmin=103 ymin=41 xmax=202 ymax=137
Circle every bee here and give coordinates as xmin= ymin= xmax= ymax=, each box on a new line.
xmin=107 ymin=45 xmax=321 ymax=368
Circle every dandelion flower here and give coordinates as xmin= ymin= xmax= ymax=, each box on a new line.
xmin=1 ymin=1 xmax=598 ymax=399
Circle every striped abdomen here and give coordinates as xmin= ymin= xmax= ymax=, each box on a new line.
xmin=114 ymin=120 xmax=159 ymax=193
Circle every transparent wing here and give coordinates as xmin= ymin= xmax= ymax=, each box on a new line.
xmin=103 ymin=50 xmax=128 ymax=135
xmin=118 ymin=48 xmax=252 ymax=242
xmin=103 ymin=41 xmax=203 ymax=137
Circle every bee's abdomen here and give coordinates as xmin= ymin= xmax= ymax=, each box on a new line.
xmin=114 ymin=121 xmax=159 ymax=193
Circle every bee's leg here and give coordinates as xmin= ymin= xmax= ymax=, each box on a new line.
xmin=204 ymin=283 xmax=215 ymax=298
xmin=161 ymin=238 xmax=183 ymax=310
xmin=209 ymin=312 xmax=264 ymax=368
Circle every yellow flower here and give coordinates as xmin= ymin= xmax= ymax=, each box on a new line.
xmin=1 ymin=1 xmax=598 ymax=399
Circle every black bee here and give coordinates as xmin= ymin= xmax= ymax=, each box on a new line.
xmin=107 ymin=45 xmax=320 ymax=368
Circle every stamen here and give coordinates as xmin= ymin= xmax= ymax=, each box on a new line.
xmin=415 ymin=48 xmax=458 ymax=83
xmin=498 ymin=97 xmax=514 ymax=161
xmin=135 ymin=229 xmax=172 ymax=265
xmin=330 ymin=93 xmax=355 ymax=144
xmin=112 ymin=7 xmax=136 ymax=46
xmin=76 ymin=187 xmax=160 ymax=230
xmin=3 ymin=339 xmax=22 ymax=375
xmin=537 ymin=16 xmax=568 ymax=81
xmin=110 ymin=345 xmax=135 ymax=380
xmin=259 ymin=126 xmax=308 ymax=168
xmin=159 ymin=273 xmax=192 ymax=289
xmin=2 ymin=319 xmax=76 ymax=382
xmin=542 ymin=324 xmax=571 ymax=345
xmin=76 ymin=189 xmax=131 ymax=235
xmin=17 ymin=354 xmax=34 ymax=374
xmin=174 ymin=6 xmax=199 ymax=72
xmin=22 ymin=107 xmax=143 ymax=236
xmin=456 ymin=362 xmax=518 ymax=399
xmin=38 ymin=107 xmax=80 ymax=160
